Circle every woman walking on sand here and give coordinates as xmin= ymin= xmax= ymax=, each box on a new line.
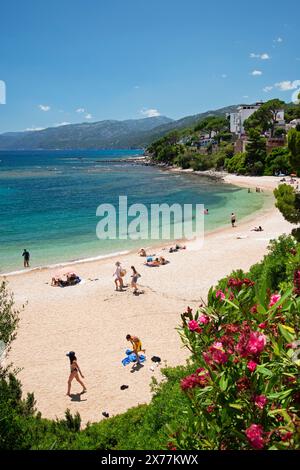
xmin=131 ymin=266 xmax=140 ymax=294
xmin=66 ymin=351 xmax=87 ymax=396
xmin=113 ymin=261 xmax=124 ymax=291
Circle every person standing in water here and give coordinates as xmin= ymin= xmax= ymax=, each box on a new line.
xmin=66 ymin=351 xmax=87 ymax=396
xmin=231 ymin=213 xmax=236 ymax=228
xmin=22 ymin=249 xmax=30 ymax=268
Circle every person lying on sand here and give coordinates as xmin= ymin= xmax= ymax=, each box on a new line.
xmin=251 ymin=226 xmax=264 ymax=232
xmin=144 ymin=258 xmax=160 ymax=267
xmin=66 ymin=351 xmax=87 ymax=396
xmin=51 ymin=273 xmax=81 ymax=287
xmin=138 ymin=248 xmax=156 ymax=257
xmin=169 ymin=244 xmax=186 ymax=253
xmin=126 ymin=335 xmax=145 ymax=365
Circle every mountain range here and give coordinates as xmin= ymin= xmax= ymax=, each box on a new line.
xmin=0 ymin=105 xmax=240 ymax=150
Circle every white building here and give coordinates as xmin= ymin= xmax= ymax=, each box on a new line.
xmin=230 ymin=103 xmax=263 ymax=135
xmin=286 ymin=118 xmax=300 ymax=130
xmin=230 ymin=102 xmax=285 ymax=136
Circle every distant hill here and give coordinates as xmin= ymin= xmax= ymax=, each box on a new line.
xmin=0 ymin=105 xmax=241 ymax=150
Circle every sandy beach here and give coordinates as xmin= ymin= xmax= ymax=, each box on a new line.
xmin=2 ymin=175 xmax=296 ymax=426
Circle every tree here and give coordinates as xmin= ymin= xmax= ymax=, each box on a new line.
xmin=225 ymin=152 xmax=247 ymax=174
xmin=0 ymin=281 xmax=19 ymax=359
xmin=288 ymin=128 xmax=300 ymax=175
xmin=274 ymin=184 xmax=300 ymax=241
xmin=244 ymin=99 xmax=285 ymax=136
xmin=245 ymin=129 xmax=267 ymax=175
xmin=261 ymin=99 xmax=286 ymax=137
xmin=194 ymin=116 xmax=228 ymax=138
xmin=264 ymin=147 xmax=292 ymax=176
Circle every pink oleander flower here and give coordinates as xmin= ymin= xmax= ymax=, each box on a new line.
xmin=229 ymin=291 xmax=235 ymax=301
xmin=250 ymin=305 xmax=258 ymax=314
xmin=216 ymin=290 xmax=225 ymax=301
xmin=254 ymin=395 xmax=268 ymax=409
xmin=269 ymin=294 xmax=281 ymax=308
xmin=245 ymin=424 xmax=265 ymax=450
xmin=294 ymin=270 xmax=300 ymax=296
xmin=281 ymin=432 xmax=293 ymax=442
xmin=258 ymin=322 xmax=267 ymax=330
xmin=247 ymin=360 xmax=258 ymax=372
xmin=237 ymin=330 xmax=267 ymax=357
xmin=188 ymin=320 xmax=201 ymax=332
xmin=206 ymin=405 xmax=215 ymax=413
xmin=210 ymin=342 xmax=228 ymax=364
xmin=247 ymin=332 xmax=267 ymax=354
xmin=237 ymin=376 xmax=251 ymax=392
xmin=180 ymin=368 xmax=210 ymax=391
xmin=198 ymin=314 xmax=210 ymax=325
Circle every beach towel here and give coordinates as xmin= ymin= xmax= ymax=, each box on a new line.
xmin=121 ymin=351 xmax=146 ymax=366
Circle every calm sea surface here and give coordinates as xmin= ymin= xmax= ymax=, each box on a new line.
xmin=0 ymin=149 xmax=269 ymax=273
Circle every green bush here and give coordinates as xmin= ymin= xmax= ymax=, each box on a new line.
xmin=264 ymin=147 xmax=292 ymax=176
xmin=225 ymin=152 xmax=247 ymax=174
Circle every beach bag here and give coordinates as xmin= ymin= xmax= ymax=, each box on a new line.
xmin=120 ymin=269 xmax=126 ymax=277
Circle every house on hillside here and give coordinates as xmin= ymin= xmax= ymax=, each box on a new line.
xmin=230 ymin=103 xmax=264 ymax=136
xmin=286 ymin=119 xmax=300 ymax=130
xmin=230 ymin=102 xmax=285 ymax=137
xmin=234 ymin=135 xmax=286 ymax=154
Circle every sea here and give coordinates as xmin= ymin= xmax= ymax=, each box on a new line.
xmin=0 ymin=149 xmax=270 ymax=274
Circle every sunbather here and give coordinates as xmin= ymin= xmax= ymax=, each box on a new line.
xmin=251 ymin=226 xmax=264 ymax=232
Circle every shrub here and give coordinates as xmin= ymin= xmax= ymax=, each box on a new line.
xmin=174 ymin=282 xmax=300 ymax=450
xmin=225 ymin=152 xmax=247 ymax=174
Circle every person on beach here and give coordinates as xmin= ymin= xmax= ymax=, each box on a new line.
xmin=231 ymin=213 xmax=236 ymax=228
xmin=131 ymin=266 xmax=140 ymax=294
xmin=22 ymin=249 xmax=30 ymax=268
xmin=138 ymin=248 xmax=147 ymax=257
xmin=66 ymin=351 xmax=87 ymax=396
xmin=204 ymin=208 xmax=209 ymax=214
xmin=251 ymin=226 xmax=263 ymax=232
xmin=113 ymin=261 xmax=124 ymax=291
xmin=126 ymin=334 xmax=145 ymax=364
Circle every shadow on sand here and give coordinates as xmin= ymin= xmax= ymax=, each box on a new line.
xmin=130 ymin=363 xmax=144 ymax=373
xmin=68 ymin=392 xmax=87 ymax=402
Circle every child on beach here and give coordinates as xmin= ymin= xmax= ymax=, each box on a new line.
xmin=131 ymin=266 xmax=140 ymax=294
xmin=113 ymin=261 xmax=124 ymax=291
xmin=66 ymin=351 xmax=87 ymax=396
xmin=126 ymin=334 xmax=145 ymax=364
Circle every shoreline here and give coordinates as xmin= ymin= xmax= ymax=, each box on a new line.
xmin=3 ymin=174 xmax=295 ymax=426
xmin=1 ymin=172 xmax=275 ymax=278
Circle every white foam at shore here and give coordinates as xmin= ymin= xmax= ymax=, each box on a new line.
xmin=1 ymin=250 xmax=130 ymax=277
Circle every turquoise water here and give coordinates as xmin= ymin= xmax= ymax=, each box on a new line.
xmin=0 ymin=150 xmax=269 ymax=273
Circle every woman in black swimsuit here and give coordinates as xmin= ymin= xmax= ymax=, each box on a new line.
xmin=66 ymin=351 xmax=87 ymax=396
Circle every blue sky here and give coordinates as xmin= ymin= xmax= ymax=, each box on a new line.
xmin=0 ymin=0 xmax=299 ymax=133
